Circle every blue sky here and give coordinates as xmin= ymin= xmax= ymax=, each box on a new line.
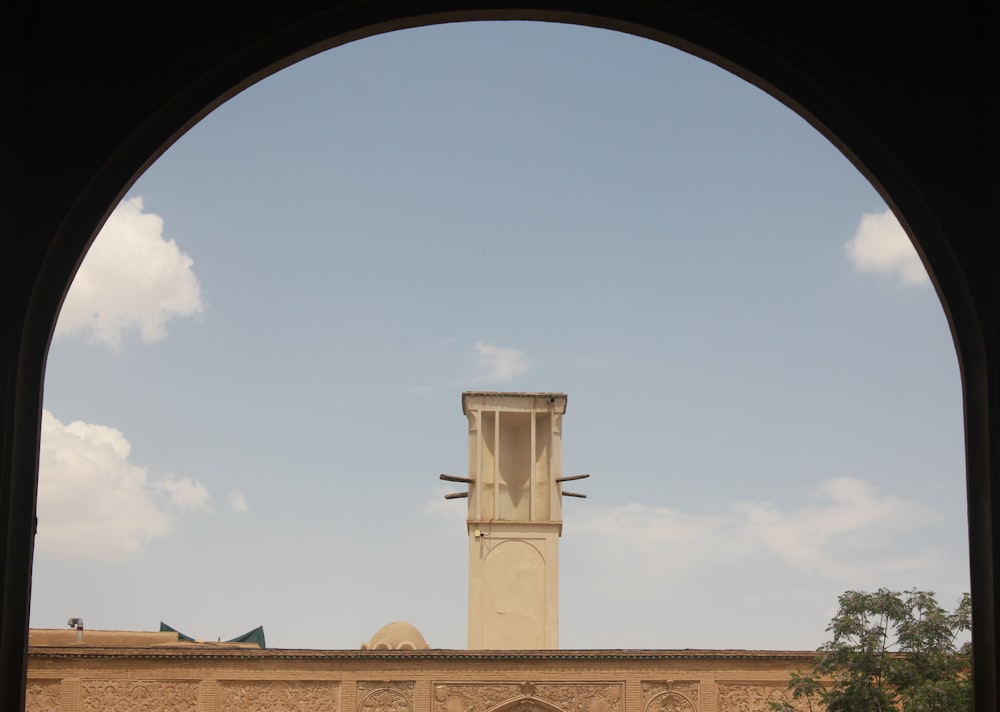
xmin=30 ymin=21 xmax=968 ymax=650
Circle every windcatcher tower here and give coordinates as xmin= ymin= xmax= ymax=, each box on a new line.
xmin=458 ymin=392 xmax=570 ymax=650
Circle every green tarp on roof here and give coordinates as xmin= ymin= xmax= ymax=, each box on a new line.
xmin=159 ymin=622 xmax=265 ymax=648
xmin=227 ymin=625 xmax=265 ymax=648
xmin=158 ymin=622 xmax=194 ymax=642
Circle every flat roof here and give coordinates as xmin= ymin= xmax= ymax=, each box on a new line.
xmin=28 ymin=646 xmax=818 ymax=662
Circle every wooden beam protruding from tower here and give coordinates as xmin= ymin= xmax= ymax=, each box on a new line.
xmin=440 ymin=474 xmax=474 ymax=483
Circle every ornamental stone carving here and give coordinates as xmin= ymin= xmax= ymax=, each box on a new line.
xmin=718 ymin=684 xmax=818 ymax=712
xmin=81 ymin=679 xmax=198 ymax=712
xmin=642 ymin=681 xmax=698 ymax=712
xmin=219 ymin=680 xmax=340 ymax=712
xmin=434 ymin=683 xmax=524 ymax=712
xmin=500 ymin=701 xmax=548 ymax=712
xmin=433 ymin=682 xmax=621 ymax=712
xmin=533 ymin=683 xmax=622 ymax=712
xmin=25 ymin=680 xmax=60 ymax=712
xmin=358 ymin=681 xmax=415 ymax=712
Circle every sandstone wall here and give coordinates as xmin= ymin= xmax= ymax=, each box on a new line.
xmin=26 ymin=649 xmax=820 ymax=712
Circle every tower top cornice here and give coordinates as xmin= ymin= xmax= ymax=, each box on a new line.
xmin=461 ymin=392 xmax=568 ymax=415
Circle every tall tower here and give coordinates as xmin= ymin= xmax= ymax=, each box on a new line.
xmin=458 ymin=391 xmax=570 ymax=650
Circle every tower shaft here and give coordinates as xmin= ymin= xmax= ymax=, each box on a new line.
xmin=461 ymin=392 xmax=567 ymax=650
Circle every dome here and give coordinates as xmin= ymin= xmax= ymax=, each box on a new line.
xmin=361 ymin=621 xmax=429 ymax=651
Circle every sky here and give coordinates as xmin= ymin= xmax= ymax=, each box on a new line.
xmin=30 ymin=21 xmax=969 ymax=651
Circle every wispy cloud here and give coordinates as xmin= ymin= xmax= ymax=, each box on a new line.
xmin=731 ymin=477 xmax=934 ymax=578
xmin=845 ymin=209 xmax=929 ymax=287
xmin=152 ymin=475 xmax=210 ymax=512
xmin=471 ymin=341 xmax=530 ymax=383
xmin=570 ymin=477 xmax=939 ymax=585
xmin=55 ymin=196 xmax=204 ymax=351
xmin=36 ymin=410 xmax=210 ymax=562
xmin=228 ymin=491 xmax=250 ymax=513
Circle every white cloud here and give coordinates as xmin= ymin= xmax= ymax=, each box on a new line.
xmin=152 ymin=475 xmax=210 ymax=512
xmin=228 ymin=491 xmax=250 ymax=513
xmin=55 ymin=196 xmax=204 ymax=350
xmin=36 ymin=410 xmax=210 ymax=562
xmin=472 ymin=341 xmax=530 ymax=383
xmin=845 ymin=209 xmax=929 ymax=286
xmin=570 ymin=477 xmax=937 ymax=587
xmin=731 ymin=477 xmax=933 ymax=578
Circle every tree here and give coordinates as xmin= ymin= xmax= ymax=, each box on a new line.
xmin=771 ymin=589 xmax=971 ymax=712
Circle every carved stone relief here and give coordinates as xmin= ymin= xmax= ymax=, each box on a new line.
xmin=434 ymin=683 xmax=523 ymax=712
xmin=358 ymin=681 xmax=415 ymax=712
xmin=496 ymin=701 xmax=550 ymax=712
xmin=718 ymin=684 xmax=817 ymax=712
xmin=81 ymin=679 xmax=199 ymax=712
xmin=25 ymin=680 xmax=60 ymax=712
xmin=219 ymin=680 xmax=340 ymax=712
xmin=533 ymin=683 xmax=622 ymax=712
xmin=433 ymin=682 xmax=622 ymax=712
xmin=642 ymin=681 xmax=698 ymax=712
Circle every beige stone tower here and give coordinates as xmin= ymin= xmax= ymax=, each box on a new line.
xmin=456 ymin=392 xmax=571 ymax=650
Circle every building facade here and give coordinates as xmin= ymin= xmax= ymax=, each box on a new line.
xmin=27 ymin=638 xmax=818 ymax=712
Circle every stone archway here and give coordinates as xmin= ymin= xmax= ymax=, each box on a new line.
xmin=360 ymin=684 xmax=415 ymax=712
xmin=645 ymin=692 xmax=695 ymax=712
xmin=4 ymin=6 xmax=997 ymax=710
xmin=491 ymin=696 xmax=569 ymax=712
xmin=435 ymin=681 xmax=623 ymax=712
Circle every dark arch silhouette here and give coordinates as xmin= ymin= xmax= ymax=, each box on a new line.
xmin=4 ymin=4 xmax=997 ymax=709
